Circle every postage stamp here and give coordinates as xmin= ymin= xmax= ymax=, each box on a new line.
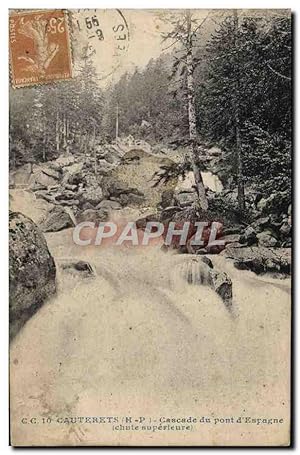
xmin=9 ymin=10 xmax=72 ymax=88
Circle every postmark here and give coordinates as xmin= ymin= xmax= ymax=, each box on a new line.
xmin=71 ymin=9 xmax=130 ymax=83
xmin=9 ymin=10 xmax=73 ymax=88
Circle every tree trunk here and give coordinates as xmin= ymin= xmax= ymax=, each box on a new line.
xmin=115 ymin=103 xmax=119 ymax=140
xmin=186 ymin=11 xmax=208 ymax=211
xmin=56 ymin=113 xmax=60 ymax=152
xmin=63 ymin=114 xmax=67 ymax=150
xmin=92 ymin=123 xmax=97 ymax=175
xmin=233 ymin=10 xmax=245 ymax=212
xmin=66 ymin=118 xmax=70 ymax=153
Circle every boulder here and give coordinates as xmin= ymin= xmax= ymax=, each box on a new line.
xmin=96 ymin=200 xmax=122 ymax=210
xmin=200 ymin=256 xmax=213 ymax=269
xmin=240 ymin=226 xmax=257 ymax=246
xmin=29 ymin=170 xmax=58 ymax=189
xmin=9 ymin=212 xmax=56 ymax=338
xmin=54 ymin=154 xmax=76 ymax=168
xmin=160 ymin=189 xmax=175 ymax=208
xmin=257 ymin=191 xmax=290 ymax=214
xmin=120 ymin=192 xmax=145 ymax=206
xmin=10 ymin=164 xmax=32 ymax=187
xmin=280 ymin=221 xmax=292 ymax=238
xmin=251 ymin=216 xmax=270 ymax=233
xmin=221 ymin=234 xmax=241 ymax=246
xmin=81 ymin=185 xmax=103 ymax=207
xmin=60 ymin=260 xmax=95 ymax=279
xmin=222 ymin=246 xmax=291 ymax=275
xmin=175 ymin=190 xmax=198 ymax=207
xmin=81 ymin=202 xmax=96 ymax=211
xmin=77 ymin=208 xmax=109 ymax=224
xmin=257 ymin=231 xmax=278 ymax=247
xmin=208 ymin=270 xmax=233 ymax=308
xmin=40 ymin=206 xmax=75 ymax=232
xmin=62 ymin=162 xmax=84 ymax=185
xmin=103 ymin=149 xmax=177 ymax=208
xmin=160 ymin=206 xmax=183 ymax=221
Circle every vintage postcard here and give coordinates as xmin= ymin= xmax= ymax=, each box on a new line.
xmin=9 ymin=8 xmax=292 ymax=446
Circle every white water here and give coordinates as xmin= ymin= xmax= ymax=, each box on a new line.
xmin=10 ymin=224 xmax=291 ymax=445
xmin=9 ymin=188 xmax=290 ymax=445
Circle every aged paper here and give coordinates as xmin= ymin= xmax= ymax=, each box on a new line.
xmin=9 ymin=8 xmax=292 ymax=446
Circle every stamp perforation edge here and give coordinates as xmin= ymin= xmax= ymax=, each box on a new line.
xmin=9 ymin=9 xmax=73 ymax=89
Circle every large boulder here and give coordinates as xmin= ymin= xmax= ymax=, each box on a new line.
xmin=40 ymin=206 xmax=75 ymax=232
xmin=77 ymin=208 xmax=109 ymax=224
xmin=240 ymin=226 xmax=257 ymax=246
xmin=10 ymin=164 xmax=32 ymax=187
xmin=257 ymin=231 xmax=278 ymax=247
xmin=9 ymin=212 xmax=56 ymax=338
xmin=80 ymin=185 xmax=103 ymax=207
xmin=96 ymin=200 xmax=122 ymax=211
xmin=29 ymin=164 xmax=61 ymax=189
xmin=222 ymin=245 xmax=291 ymax=275
xmin=257 ymin=191 xmax=290 ymax=214
xmin=102 ymin=149 xmax=177 ymax=208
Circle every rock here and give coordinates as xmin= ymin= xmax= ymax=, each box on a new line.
xmin=207 ymin=146 xmax=222 ymax=157
xmin=96 ymin=200 xmax=122 ymax=210
xmin=222 ymin=246 xmax=291 ymax=275
xmin=175 ymin=190 xmax=198 ymax=207
xmin=29 ymin=170 xmax=58 ymax=189
xmin=221 ymin=234 xmax=241 ymax=245
xmin=240 ymin=226 xmax=257 ymax=246
xmin=36 ymin=165 xmax=61 ymax=180
xmin=64 ymin=183 xmax=77 ymax=191
xmin=10 ymin=164 xmax=32 ymax=187
xmin=257 ymin=191 xmax=290 ymax=214
xmin=251 ymin=217 xmax=270 ymax=232
xmin=200 ymin=256 xmax=213 ymax=269
xmin=160 ymin=189 xmax=175 ymax=208
xmin=77 ymin=208 xmax=109 ymax=223
xmin=120 ymin=192 xmax=145 ymax=206
xmin=208 ymin=270 xmax=233 ymax=307
xmin=58 ymin=199 xmax=79 ymax=207
xmin=35 ymin=191 xmax=57 ymax=204
xmin=9 ymin=212 xmax=56 ymax=338
xmin=160 ymin=206 xmax=183 ymax=221
xmin=280 ymin=221 xmax=292 ymax=237
xmin=223 ymin=225 xmax=242 ymax=235
xmin=55 ymin=190 xmax=77 ymax=201
xmin=257 ymin=197 xmax=268 ymax=212
xmin=257 ymin=231 xmax=278 ymax=247
xmin=81 ymin=185 xmax=103 ymax=206
xmin=62 ymin=162 xmax=84 ymax=185
xmin=81 ymin=202 xmax=96 ymax=211
xmin=103 ymin=149 xmax=177 ymax=208
xmin=40 ymin=206 xmax=75 ymax=232
xmin=54 ymin=154 xmax=76 ymax=168
xmin=60 ymin=260 xmax=95 ymax=279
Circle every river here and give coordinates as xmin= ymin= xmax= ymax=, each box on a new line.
xmin=10 ymin=218 xmax=291 ymax=445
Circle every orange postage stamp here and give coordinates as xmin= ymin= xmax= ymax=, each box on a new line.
xmin=9 ymin=10 xmax=72 ymax=88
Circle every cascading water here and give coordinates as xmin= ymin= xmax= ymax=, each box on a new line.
xmin=9 ymin=206 xmax=291 ymax=446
